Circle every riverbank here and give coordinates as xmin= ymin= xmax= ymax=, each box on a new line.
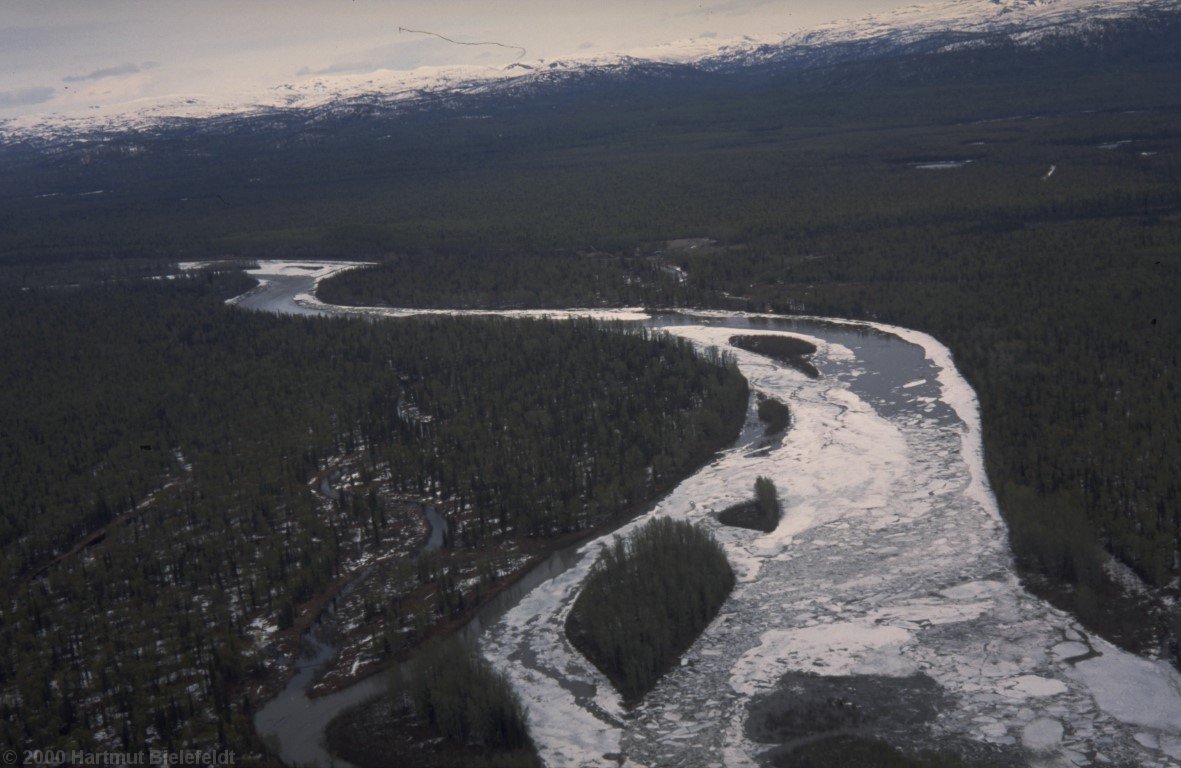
xmin=233 ymin=264 xmax=753 ymax=766
xmin=304 ymin=386 xmax=749 ymax=695
xmin=479 ymin=320 xmax=1181 ymax=767
xmin=326 ymin=692 xmax=542 ymax=768
xmin=236 ymin=264 xmax=1181 ymax=767
xmin=308 ymin=402 xmax=750 ymax=762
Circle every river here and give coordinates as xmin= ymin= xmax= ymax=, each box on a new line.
xmin=235 ymin=260 xmax=1181 ymax=768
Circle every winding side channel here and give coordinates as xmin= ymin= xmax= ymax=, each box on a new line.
xmin=237 ymin=261 xmax=1181 ymax=768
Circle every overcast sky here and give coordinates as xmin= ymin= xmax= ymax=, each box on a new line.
xmin=0 ymin=0 xmax=910 ymax=119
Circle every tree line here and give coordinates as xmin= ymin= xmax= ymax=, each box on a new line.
xmin=316 ymin=250 xmax=697 ymax=309
xmin=719 ymin=477 xmax=782 ymax=533
xmin=730 ymin=335 xmax=820 ymax=379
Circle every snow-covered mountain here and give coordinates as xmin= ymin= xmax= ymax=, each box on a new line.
xmin=2 ymin=0 xmax=1175 ymax=143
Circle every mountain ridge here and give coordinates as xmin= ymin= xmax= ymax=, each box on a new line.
xmin=3 ymin=0 xmax=1175 ymax=146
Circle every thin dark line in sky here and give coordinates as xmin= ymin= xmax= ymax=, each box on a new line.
xmin=398 ymin=27 xmax=527 ymax=60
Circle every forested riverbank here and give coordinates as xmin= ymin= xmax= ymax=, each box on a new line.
xmin=0 ymin=274 xmax=747 ymax=755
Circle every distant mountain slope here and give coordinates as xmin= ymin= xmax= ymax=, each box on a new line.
xmin=0 ymin=2 xmax=1177 ymax=267
xmin=1 ymin=0 xmax=1176 ymax=144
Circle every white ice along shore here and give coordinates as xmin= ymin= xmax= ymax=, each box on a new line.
xmin=229 ymin=261 xmax=1181 ymax=767
xmin=226 ymin=259 xmax=652 ymax=322
xmin=478 ymin=321 xmax=1181 ymax=768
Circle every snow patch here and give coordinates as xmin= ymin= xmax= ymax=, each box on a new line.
xmin=1022 ymin=717 xmax=1064 ymax=750
xmin=731 ymin=624 xmax=914 ymax=695
xmin=1001 ymin=675 xmax=1068 ymax=699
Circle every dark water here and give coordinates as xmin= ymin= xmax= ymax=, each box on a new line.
xmin=746 ymin=672 xmax=946 ymax=746
xmin=644 ymin=312 xmax=957 ymax=427
xmin=232 ymin=274 xmax=328 ymax=317
xmin=746 ymin=672 xmax=1022 ymax=768
xmin=253 ymin=525 xmax=584 ymax=768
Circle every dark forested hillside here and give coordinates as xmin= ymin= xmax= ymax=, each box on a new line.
xmin=315 ymin=250 xmax=697 ymax=309
xmin=1 ymin=13 xmax=1178 ymax=264
xmin=0 ymin=275 xmax=747 ymax=753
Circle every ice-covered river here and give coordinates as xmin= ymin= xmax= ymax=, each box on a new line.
xmin=234 ymin=261 xmax=1181 ymax=768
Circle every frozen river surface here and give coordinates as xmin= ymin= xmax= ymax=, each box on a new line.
xmin=236 ymin=261 xmax=1181 ymax=768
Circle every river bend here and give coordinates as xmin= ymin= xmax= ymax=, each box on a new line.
xmin=234 ymin=260 xmax=1181 ymax=768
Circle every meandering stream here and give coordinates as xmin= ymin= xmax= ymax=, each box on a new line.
xmin=236 ymin=261 xmax=1181 ymax=768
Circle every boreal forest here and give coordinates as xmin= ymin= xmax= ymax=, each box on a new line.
xmin=0 ymin=275 xmax=746 ymax=751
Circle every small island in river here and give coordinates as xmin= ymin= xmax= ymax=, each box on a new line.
xmin=718 ymin=476 xmax=783 ymax=533
xmin=730 ymin=334 xmax=820 ymax=378
xmin=565 ymin=517 xmax=735 ymax=703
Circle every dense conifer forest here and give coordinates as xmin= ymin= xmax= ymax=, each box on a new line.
xmin=565 ymin=518 xmax=735 ymax=701
xmin=756 ymin=398 xmax=792 ymax=436
xmin=0 ymin=274 xmax=747 ymax=753
xmin=730 ymin=335 xmax=821 ymax=379
xmin=371 ymin=638 xmax=539 ymax=767
xmin=327 ymin=637 xmax=542 ymax=768
xmin=315 ymin=250 xmax=694 ymax=309
xmin=397 ymin=639 xmax=531 ymax=752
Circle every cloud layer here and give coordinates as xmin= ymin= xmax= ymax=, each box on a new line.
xmin=0 ymin=1 xmax=909 ymax=120
xmin=62 ymin=61 xmax=158 ymax=83
xmin=0 ymin=86 xmax=55 ymax=108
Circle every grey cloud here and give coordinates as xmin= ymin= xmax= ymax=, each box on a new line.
xmin=294 ymin=36 xmax=470 ymax=78
xmin=0 ymin=86 xmax=55 ymax=107
xmin=296 ymin=61 xmax=376 ymax=77
xmin=0 ymin=24 xmax=90 ymax=55
xmin=677 ymin=0 xmax=779 ymax=18
xmin=63 ymin=61 xmax=158 ymax=83
xmin=366 ymin=37 xmax=513 ymax=71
